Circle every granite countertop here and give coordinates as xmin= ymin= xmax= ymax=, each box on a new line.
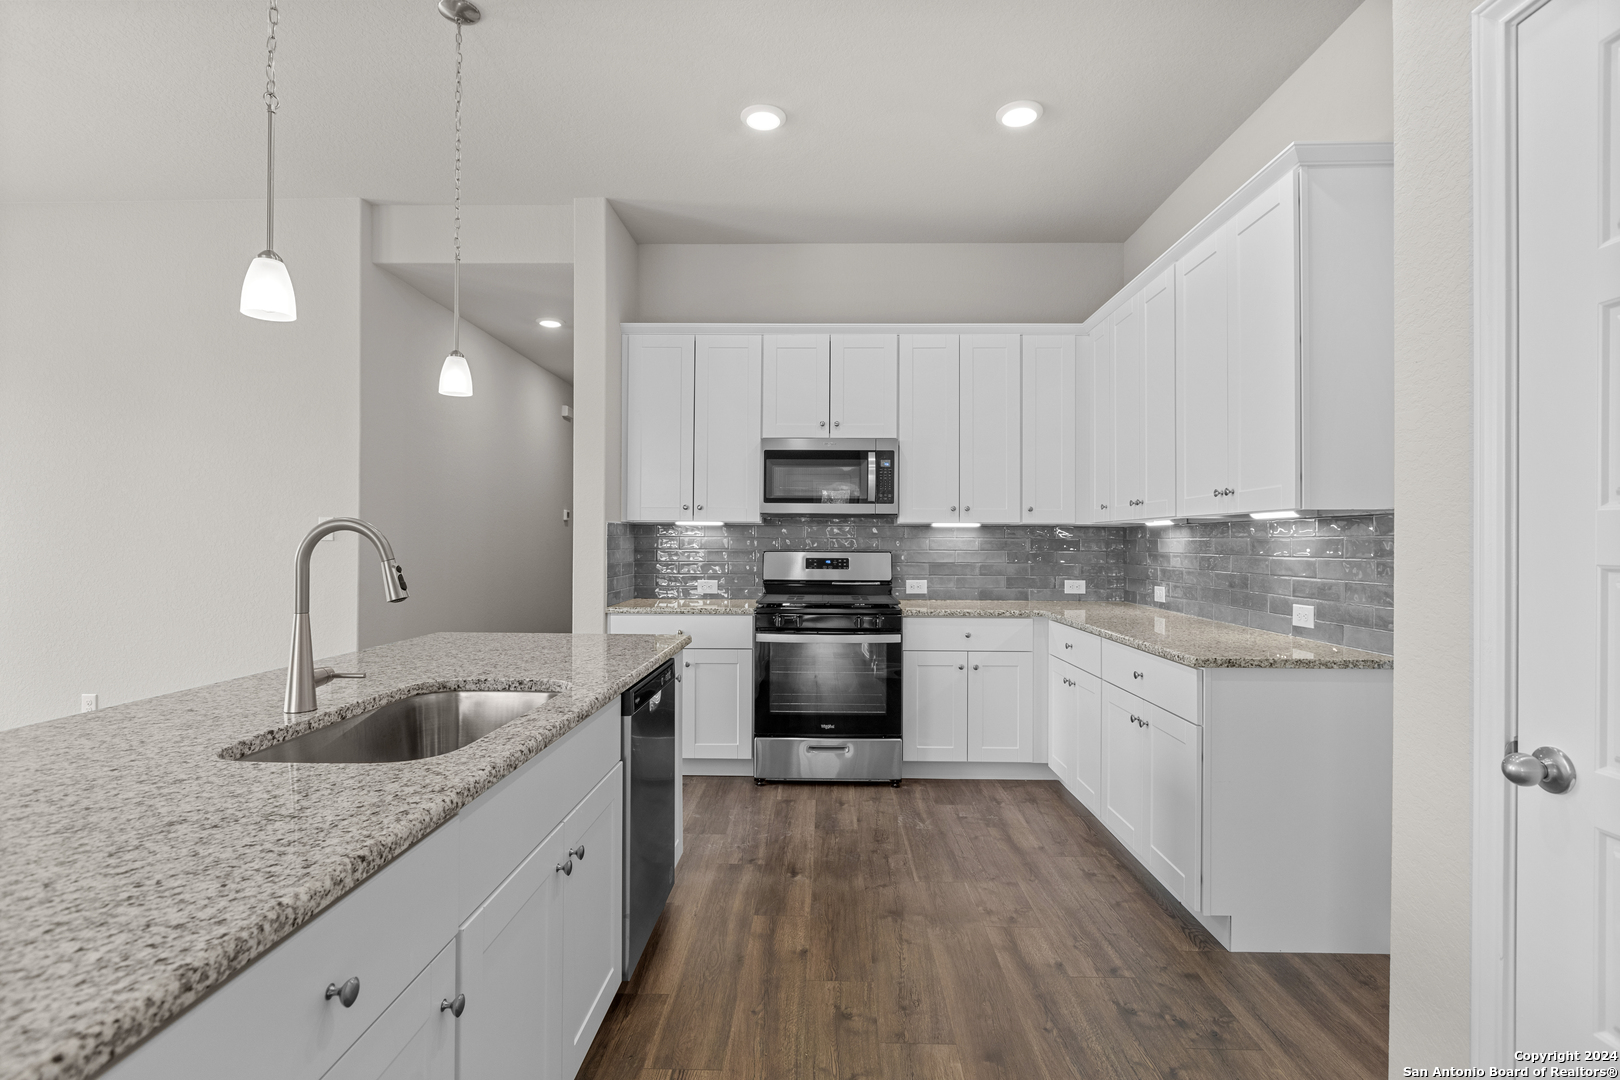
xmin=899 ymin=600 xmax=1392 ymax=669
xmin=607 ymin=598 xmax=757 ymax=614
xmin=0 ymin=631 xmax=688 ymax=1080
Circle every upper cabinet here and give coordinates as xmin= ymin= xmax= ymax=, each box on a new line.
xmin=959 ymin=335 xmax=1022 ymax=524
xmin=1020 ymin=335 xmax=1075 ymax=524
xmin=693 ymin=335 xmax=763 ymax=522
xmin=897 ymin=334 xmax=961 ymax=522
xmin=762 ymin=334 xmax=898 ymax=438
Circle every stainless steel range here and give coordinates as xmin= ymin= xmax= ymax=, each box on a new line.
xmin=752 ymin=551 xmax=903 ymax=785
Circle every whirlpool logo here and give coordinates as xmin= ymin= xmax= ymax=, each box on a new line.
xmin=820 ymin=724 xmax=835 ymax=730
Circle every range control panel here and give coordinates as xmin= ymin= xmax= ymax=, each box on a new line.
xmin=803 ymin=557 xmax=849 ymax=570
xmin=875 ymin=455 xmax=895 ymax=504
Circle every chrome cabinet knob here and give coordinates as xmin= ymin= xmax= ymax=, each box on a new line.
xmin=557 ymin=858 xmax=573 ymax=876
xmin=1132 ymin=671 xmax=1144 ymax=680
xmin=833 ymin=420 xmax=841 ymax=427
xmin=950 ymin=506 xmax=957 ymax=512
xmin=684 ymin=660 xmax=690 ymax=667
xmin=972 ymin=664 xmax=980 ymax=670
xmin=326 ymin=977 xmax=360 ymax=1008
xmin=1502 ymin=746 xmax=1576 ymax=794
xmin=570 ymin=844 xmax=586 ymax=860
xmin=964 ymin=505 xmax=970 ymax=511
xmin=819 ymin=420 xmax=827 ymax=427
xmin=1064 ymin=642 xmax=1073 ymax=649
xmin=696 ymin=504 xmax=702 ymax=511
xmin=682 ymin=504 xmax=689 ymax=510
xmin=1028 ymin=506 xmax=1035 ymax=512
xmin=957 ymin=664 xmax=964 ymax=670
xmin=441 ymin=993 xmax=466 ymax=1017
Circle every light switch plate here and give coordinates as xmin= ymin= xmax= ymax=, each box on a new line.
xmin=694 ymin=579 xmax=720 ymax=595
xmin=1153 ymin=585 xmax=1167 ymax=603
xmin=1292 ymin=604 xmax=1315 ymax=628
xmin=906 ymin=579 xmax=928 ymax=594
xmin=1064 ymin=579 xmax=1086 ymax=594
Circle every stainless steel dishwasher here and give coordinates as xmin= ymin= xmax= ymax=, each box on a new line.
xmin=621 ymin=659 xmax=676 ymax=981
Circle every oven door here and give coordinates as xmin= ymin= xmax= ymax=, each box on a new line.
xmin=752 ymin=633 xmax=902 ymax=738
xmin=760 ymin=446 xmax=876 ymax=514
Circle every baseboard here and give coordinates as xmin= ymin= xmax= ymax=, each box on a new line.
xmin=681 ymin=758 xmax=755 ymax=776
xmin=901 ymin=761 xmax=1062 ymax=781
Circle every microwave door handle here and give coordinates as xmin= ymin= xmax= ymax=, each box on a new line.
xmin=868 ymin=452 xmax=877 ymax=502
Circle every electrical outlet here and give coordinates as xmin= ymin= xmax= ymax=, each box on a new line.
xmin=563 ymin=508 xmax=571 ymax=524
xmin=906 ymin=579 xmax=928 ymax=594
xmin=1154 ymin=617 xmax=1167 ymax=635
xmin=1153 ymin=585 xmax=1166 ymax=603
xmin=1064 ymin=579 xmax=1086 ymax=594
xmin=81 ymin=694 xmax=97 ymax=713
xmin=694 ymin=579 xmax=720 ymax=595
xmin=1292 ymin=604 xmax=1315 ymax=628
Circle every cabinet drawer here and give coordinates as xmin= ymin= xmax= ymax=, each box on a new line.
xmin=904 ymin=617 xmax=1031 ymax=652
xmin=110 ymin=824 xmax=458 ymax=1080
xmin=1047 ymin=620 xmax=1101 ymax=674
xmin=609 ymin=613 xmax=754 ymax=650
xmin=1101 ymin=639 xmax=1200 ymax=721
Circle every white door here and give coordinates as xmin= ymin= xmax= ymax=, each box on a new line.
xmin=1072 ymin=669 xmax=1103 ymax=811
xmin=1229 ymin=171 xmax=1300 ymax=513
xmin=680 ymin=649 xmax=751 ymax=759
xmin=1111 ymin=297 xmax=1146 ymax=518
xmin=1047 ymin=658 xmax=1078 ymax=787
xmin=902 ymin=651 xmax=968 ymax=762
xmin=623 ymin=336 xmax=695 ymax=522
xmin=323 ymin=943 xmax=457 ymax=1080
xmin=898 ymin=334 xmax=961 ymax=523
xmin=1147 ymin=707 xmax=1200 ymax=912
xmin=559 ymin=766 xmax=624 ymax=1080
xmin=959 ymin=335 xmax=1022 ymax=523
xmin=1176 ymin=234 xmax=1231 ymax=517
xmin=1102 ymin=684 xmax=1151 ymax=855
xmin=457 ymin=823 xmax=566 ymax=1080
xmin=967 ymin=651 xmax=1033 ymax=762
xmin=693 ymin=335 xmax=762 ymax=522
xmin=1140 ymin=269 xmax=1178 ymax=520
xmin=830 ymin=334 xmax=898 ymax=438
xmin=1512 ymin=0 xmax=1620 ymax=1050
xmin=1020 ymin=335 xmax=1076 ymax=523
xmin=762 ymin=334 xmax=830 ymax=437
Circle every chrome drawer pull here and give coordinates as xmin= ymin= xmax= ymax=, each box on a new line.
xmin=441 ymin=993 xmax=466 ymax=1017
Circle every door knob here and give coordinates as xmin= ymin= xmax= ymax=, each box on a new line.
xmin=441 ymin=993 xmax=466 ymax=1017
xmin=1502 ymin=746 xmax=1576 ymax=794
xmin=325 ymin=977 xmax=361 ymax=1008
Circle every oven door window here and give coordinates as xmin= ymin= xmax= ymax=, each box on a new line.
xmin=766 ymin=640 xmax=890 ymax=715
xmin=763 ymin=451 xmax=869 ymax=505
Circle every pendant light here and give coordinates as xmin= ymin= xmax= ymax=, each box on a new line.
xmin=437 ymin=0 xmax=480 ymax=397
xmin=240 ymin=0 xmax=297 ymax=321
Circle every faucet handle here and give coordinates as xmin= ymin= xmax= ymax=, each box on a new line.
xmin=312 ymin=667 xmax=366 ymax=687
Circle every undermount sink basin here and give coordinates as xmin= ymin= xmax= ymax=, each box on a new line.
xmin=241 ymin=690 xmax=558 ymax=764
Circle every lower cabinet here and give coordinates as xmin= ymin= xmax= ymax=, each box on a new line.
xmin=680 ymin=649 xmax=752 ymax=759
xmin=902 ymin=651 xmax=968 ymax=761
xmin=324 ymin=943 xmax=458 ymax=1080
xmin=902 ymin=649 xmax=1033 ymax=762
xmin=558 ymin=767 xmax=626 ymax=1079
xmin=1047 ymin=655 xmax=1101 ymax=811
xmin=1101 ymin=683 xmax=1152 ymax=855
xmin=1147 ymin=708 xmax=1201 ymax=912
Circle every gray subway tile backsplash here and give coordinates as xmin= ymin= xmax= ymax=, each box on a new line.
xmin=609 ymin=513 xmax=1394 ymax=655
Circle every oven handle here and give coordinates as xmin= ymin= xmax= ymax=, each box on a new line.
xmin=754 ymin=633 xmax=902 ymax=644
xmin=806 ymin=744 xmax=854 ymax=754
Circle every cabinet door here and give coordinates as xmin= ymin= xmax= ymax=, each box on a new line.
xmin=624 ymin=336 xmax=695 ymax=522
xmin=762 ymin=334 xmax=830 ymax=437
xmin=693 ymin=335 xmax=762 ymax=522
xmin=967 ymin=651 xmax=1033 ymax=762
xmin=1072 ymin=669 xmax=1103 ymax=812
xmin=959 ymin=334 xmax=1022 ymax=524
xmin=1102 ymin=684 xmax=1151 ymax=855
xmin=1085 ymin=322 xmax=1116 ymax=523
xmin=324 ymin=943 xmax=457 ymax=1080
xmin=680 ymin=648 xmax=752 ymax=759
xmin=1148 ymin=708 xmax=1201 ymax=912
xmin=457 ymin=821 xmax=568 ymax=1080
xmin=1020 ymin=335 xmax=1076 ymax=523
xmin=1229 ymin=172 xmax=1300 ymax=513
xmin=1176 ymin=232 xmax=1231 ymax=517
xmin=897 ymin=334 xmax=961 ymax=523
xmin=1047 ymin=658 xmax=1078 ymax=786
xmin=1139 ymin=269 xmax=1178 ymax=520
xmin=902 ymin=651 xmax=968 ymax=761
xmin=1111 ymin=298 xmax=1146 ymax=519
xmin=559 ymin=765 xmax=626 ymax=1079
xmin=830 ymin=334 xmax=898 ymax=438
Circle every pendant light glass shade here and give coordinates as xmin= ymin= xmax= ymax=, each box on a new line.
xmin=240 ymin=251 xmax=297 ymax=321
xmin=438 ymin=350 xmax=473 ymax=396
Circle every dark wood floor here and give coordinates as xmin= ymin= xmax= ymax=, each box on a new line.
xmin=579 ymin=776 xmax=1388 ymax=1080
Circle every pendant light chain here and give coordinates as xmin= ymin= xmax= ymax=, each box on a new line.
xmin=451 ymin=21 xmax=462 ymax=353
xmin=264 ymin=0 xmax=279 ymax=251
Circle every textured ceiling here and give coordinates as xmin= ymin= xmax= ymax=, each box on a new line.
xmin=0 ymin=0 xmax=1361 ymax=243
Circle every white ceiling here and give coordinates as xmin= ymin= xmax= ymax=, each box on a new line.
xmin=0 ymin=0 xmax=1361 ymax=244
xmin=382 ymin=262 xmax=574 ymax=378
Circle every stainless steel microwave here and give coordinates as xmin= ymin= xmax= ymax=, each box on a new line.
xmin=760 ymin=439 xmax=897 ymax=515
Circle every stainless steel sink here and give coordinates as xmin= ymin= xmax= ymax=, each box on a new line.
xmin=241 ymin=690 xmax=558 ymax=764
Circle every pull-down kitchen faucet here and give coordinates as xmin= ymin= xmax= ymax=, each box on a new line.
xmin=284 ymin=518 xmax=408 ymax=714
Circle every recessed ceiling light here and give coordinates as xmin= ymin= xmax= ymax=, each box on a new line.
xmin=996 ymin=100 xmax=1043 ymax=128
xmin=537 ymin=318 xmax=563 ymax=328
xmin=741 ymin=104 xmax=785 ymax=131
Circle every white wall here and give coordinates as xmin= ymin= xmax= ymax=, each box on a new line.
xmin=358 ymin=228 xmax=574 ymax=647
xmin=1120 ymin=0 xmax=1394 ymax=280
xmin=1388 ymin=0 xmax=1474 ymax=1068
xmin=0 ymin=198 xmax=364 ymax=730
xmin=638 ymin=243 xmax=1121 ymax=324
xmin=571 ymin=198 xmax=638 ymax=633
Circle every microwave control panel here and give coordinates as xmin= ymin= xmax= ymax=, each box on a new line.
xmin=875 ymin=455 xmax=895 ymax=504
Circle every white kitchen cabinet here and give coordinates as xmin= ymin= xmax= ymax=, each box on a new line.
xmin=624 ymin=335 xmax=696 ymax=522
xmin=693 ymin=335 xmax=762 ymax=522
xmin=966 ymin=651 xmax=1034 ymax=762
xmin=1175 ymin=232 xmax=1231 ymax=518
xmin=762 ymin=334 xmax=831 ymax=437
xmin=959 ymin=334 xmax=1022 ymax=524
xmin=1228 ymin=172 xmax=1298 ymax=512
xmin=1081 ymin=321 xmax=1114 ymax=523
xmin=830 ymin=333 xmax=898 ymax=437
xmin=1102 ymin=683 xmax=1151 ymax=856
xmin=902 ymin=651 xmax=968 ymax=761
xmin=680 ymin=648 xmax=752 ymax=759
xmin=1049 ymin=653 xmax=1102 ymax=811
xmin=323 ymin=943 xmax=457 ymax=1080
xmin=558 ymin=766 xmax=626 ymax=1080
xmin=1020 ymin=335 xmax=1075 ymax=523
xmin=1047 ymin=660 xmax=1078 ymax=788
xmin=897 ymin=334 xmax=961 ymax=523
xmin=1148 ymin=707 xmax=1201 ymax=912
xmin=1109 ymin=299 xmax=1144 ymax=520
xmin=1103 ymin=270 xmax=1176 ymax=523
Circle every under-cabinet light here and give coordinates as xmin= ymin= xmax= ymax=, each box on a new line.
xmin=1144 ymin=519 xmax=1175 ymax=528
xmin=1250 ymin=510 xmax=1300 ymax=520
xmin=930 ymin=522 xmax=982 ymax=528
xmin=675 ymin=521 xmax=724 ymax=527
